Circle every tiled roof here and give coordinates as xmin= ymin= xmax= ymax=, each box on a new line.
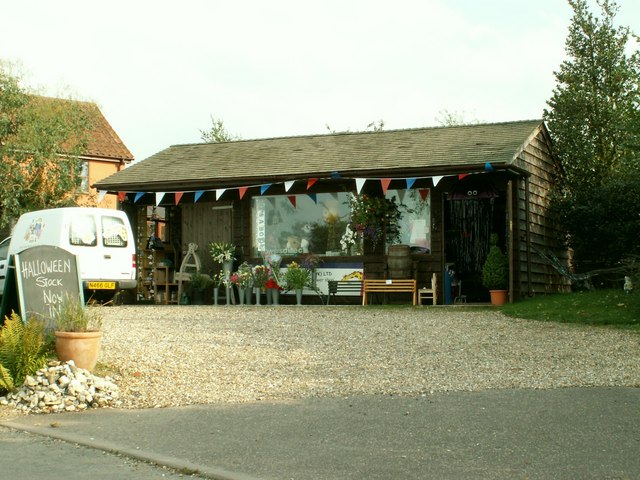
xmin=29 ymin=96 xmax=134 ymax=162
xmin=94 ymin=119 xmax=543 ymax=192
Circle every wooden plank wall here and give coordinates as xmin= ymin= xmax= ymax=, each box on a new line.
xmin=181 ymin=202 xmax=233 ymax=274
xmin=512 ymin=127 xmax=570 ymax=296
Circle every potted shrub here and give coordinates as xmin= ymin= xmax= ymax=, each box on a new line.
xmin=54 ymin=295 xmax=103 ymax=371
xmin=189 ymin=271 xmax=213 ymax=305
xmin=482 ymin=233 xmax=509 ymax=306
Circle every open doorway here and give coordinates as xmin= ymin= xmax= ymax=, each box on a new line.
xmin=444 ymin=177 xmax=508 ymax=303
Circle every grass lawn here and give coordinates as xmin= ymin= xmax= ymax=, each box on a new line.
xmin=501 ymin=289 xmax=640 ymax=330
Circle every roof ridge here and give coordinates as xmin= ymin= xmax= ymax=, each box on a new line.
xmin=169 ymin=119 xmax=543 ymax=148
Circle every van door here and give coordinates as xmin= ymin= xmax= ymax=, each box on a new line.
xmin=68 ymin=213 xmax=133 ymax=284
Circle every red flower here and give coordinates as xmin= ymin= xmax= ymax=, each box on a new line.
xmin=265 ymin=278 xmax=281 ymax=290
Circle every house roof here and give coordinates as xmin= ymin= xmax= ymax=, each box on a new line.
xmin=94 ymin=119 xmax=543 ymax=192
xmin=30 ymin=96 xmax=134 ymax=162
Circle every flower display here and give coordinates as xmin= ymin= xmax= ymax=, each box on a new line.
xmin=346 ymin=194 xmax=402 ymax=249
xmin=283 ymin=261 xmax=311 ymax=290
xmin=265 ymin=253 xmax=282 ymax=287
xmin=232 ymin=263 xmax=253 ymax=288
xmin=209 ymin=242 xmax=236 ymax=264
xmin=252 ymin=265 xmax=269 ymax=288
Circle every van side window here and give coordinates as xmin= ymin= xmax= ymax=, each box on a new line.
xmin=102 ymin=216 xmax=128 ymax=248
xmin=70 ymin=216 xmax=97 ymax=246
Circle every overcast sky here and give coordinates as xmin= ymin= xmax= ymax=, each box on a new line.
xmin=2 ymin=0 xmax=639 ymax=161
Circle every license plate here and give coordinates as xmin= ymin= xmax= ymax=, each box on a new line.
xmin=87 ymin=281 xmax=116 ymax=290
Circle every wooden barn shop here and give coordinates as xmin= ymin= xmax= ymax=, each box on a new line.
xmin=94 ymin=119 xmax=568 ymax=305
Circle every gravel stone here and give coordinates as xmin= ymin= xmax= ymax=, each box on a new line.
xmin=97 ymin=306 xmax=640 ymax=409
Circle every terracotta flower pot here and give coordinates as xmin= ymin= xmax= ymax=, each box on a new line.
xmin=55 ymin=331 xmax=102 ymax=372
xmin=489 ymin=290 xmax=509 ymax=306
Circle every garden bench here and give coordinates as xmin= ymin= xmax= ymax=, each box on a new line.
xmin=327 ymin=280 xmax=363 ymax=304
xmin=362 ymin=279 xmax=417 ymax=306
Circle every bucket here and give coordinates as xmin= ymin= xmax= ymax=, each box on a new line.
xmin=387 ymin=244 xmax=412 ymax=278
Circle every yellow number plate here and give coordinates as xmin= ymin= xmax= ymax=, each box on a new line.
xmin=87 ymin=281 xmax=116 ymax=290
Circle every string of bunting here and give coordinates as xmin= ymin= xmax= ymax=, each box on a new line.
xmin=106 ymin=163 xmax=495 ymax=206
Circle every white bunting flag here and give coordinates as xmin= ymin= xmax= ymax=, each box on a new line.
xmin=216 ymin=188 xmax=227 ymax=200
xmin=355 ymin=178 xmax=367 ymax=194
xmin=155 ymin=192 xmax=166 ymax=205
xmin=432 ymin=175 xmax=443 ymax=187
xmin=284 ymin=180 xmax=295 ymax=192
xmin=97 ymin=190 xmax=108 ymax=203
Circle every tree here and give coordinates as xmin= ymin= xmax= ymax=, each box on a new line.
xmin=200 ymin=115 xmax=240 ymax=143
xmin=543 ymin=0 xmax=640 ymax=269
xmin=0 ymin=61 xmax=91 ymax=229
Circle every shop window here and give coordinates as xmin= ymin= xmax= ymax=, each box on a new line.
xmin=252 ymin=193 xmax=351 ymax=257
xmin=386 ymin=189 xmax=431 ymax=253
xmin=252 ymin=190 xmax=431 ymax=257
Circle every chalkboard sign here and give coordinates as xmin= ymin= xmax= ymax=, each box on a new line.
xmin=14 ymin=246 xmax=83 ymax=328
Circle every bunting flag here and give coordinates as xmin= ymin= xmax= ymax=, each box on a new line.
xmin=194 ymin=191 xmax=205 ymax=203
xmin=419 ymin=189 xmax=430 ymax=202
xmin=134 ymin=192 xmax=145 ymax=203
xmin=97 ymin=190 xmax=108 ymax=203
xmin=307 ymin=193 xmax=317 ymax=204
xmin=155 ymin=192 xmax=166 ymax=205
xmin=175 ymin=192 xmax=184 ymax=205
xmin=260 ymin=184 xmax=272 ymax=195
xmin=458 ymin=173 xmax=469 ymax=180
xmin=239 ymin=186 xmax=248 ymax=200
xmin=484 ymin=162 xmax=494 ymax=171
xmin=284 ymin=180 xmax=295 ymax=192
xmin=215 ymin=188 xmax=226 ymax=200
xmin=397 ymin=189 xmax=406 ymax=204
xmin=307 ymin=178 xmax=318 ymax=190
xmin=432 ymin=176 xmax=443 ymax=187
xmin=117 ymin=192 xmax=126 ymax=202
xmin=287 ymin=195 xmax=297 ymax=208
xmin=380 ymin=178 xmax=391 ymax=195
xmin=405 ymin=178 xmax=416 ymax=190
xmin=355 ymin=178 xmax=366 ymax=194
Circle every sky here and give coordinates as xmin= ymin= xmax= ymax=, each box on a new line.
xmin=2 ymin=0 xmax=640 ymax=162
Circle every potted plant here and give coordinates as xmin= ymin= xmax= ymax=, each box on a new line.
xmin=54 ymin=294 xmax=103 ymax=372
xmin=252 ymin=264 xmax=269 ymax=305
xmin=189 ymin=271 xmax=213 ymax=305
xmin=283 ymin=261 xmax=311 ymax=305
xmin=482 ymin=233 xmax=509 ymax=306
xmin=209 ymin=242 xmax=236 ymax=276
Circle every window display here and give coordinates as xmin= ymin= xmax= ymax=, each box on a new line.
xmin=251 ymin=189 xmax=431 ymax=257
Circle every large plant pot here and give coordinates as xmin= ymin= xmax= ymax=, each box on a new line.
xmin=489 ymin=290 xmax=508 ymax=306
xmin=55 ymin=331 xmax=102 ymax=372
xmin=387 ymin=244 xmax=412 ymax=279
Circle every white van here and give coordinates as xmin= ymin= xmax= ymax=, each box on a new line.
xmin=2 ymin=207 xmax=137 ymax=301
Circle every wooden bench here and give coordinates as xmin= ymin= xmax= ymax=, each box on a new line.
xmin=362 ymin=279 xmax=417 ymax=306
xmin=327 ymin=280 xmax=363 ymax=304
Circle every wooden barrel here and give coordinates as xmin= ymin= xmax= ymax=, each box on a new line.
xmin=387 ymin=244 xmax=412 ymax=278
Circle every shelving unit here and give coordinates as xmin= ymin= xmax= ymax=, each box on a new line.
xmin=140 ymin=248 xmax=178 ymax=304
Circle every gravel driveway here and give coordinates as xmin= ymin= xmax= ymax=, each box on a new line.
xmin=99 ymin=306 xmax=639 ymax=409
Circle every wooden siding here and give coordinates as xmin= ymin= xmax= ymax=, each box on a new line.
xmin=181 ymin=202 xmax=233 ymax=274
xmin=512 ymin=127 xmax=569 ymax=297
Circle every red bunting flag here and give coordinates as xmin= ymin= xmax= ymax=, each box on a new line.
xmin=287 ymin=195 xmax=297 ymax=208
xmin=307 ymin=178 xmax=318 ymax=190
xmin=380 ymin=178 xmax=391 ymax=194
xmin=175 ymin=192 xmax=184 ymax=205
xmin=458 ymin=173 xmax=469 ymax=180
xmin=419 ymin=189 xmax=430 ymax=202
xmin=117 ymin=192 xmax=126 ymax=202
xmin=239 ymin=186 xmax=248 ymax=200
